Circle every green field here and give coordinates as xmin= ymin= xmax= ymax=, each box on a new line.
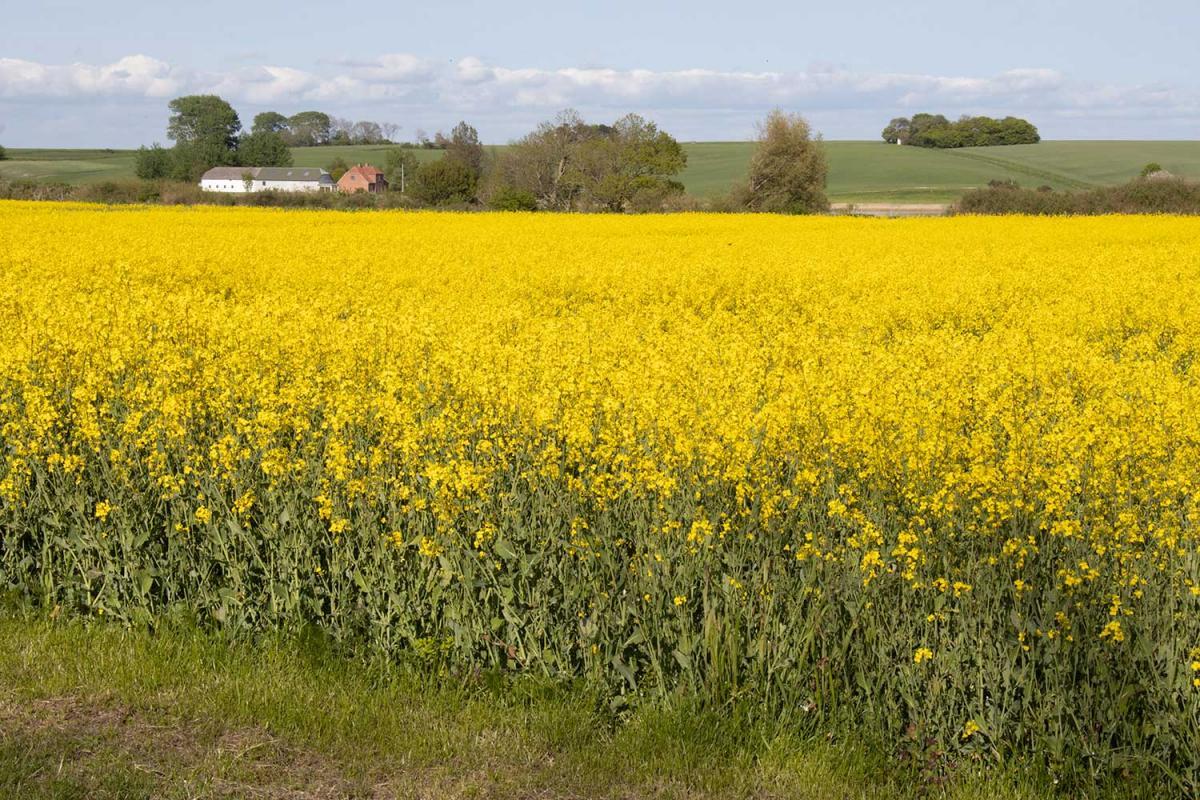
xmin=3 ymin=141 xmax=1198 ymax=203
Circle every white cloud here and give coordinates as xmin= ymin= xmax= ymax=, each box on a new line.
xmin=0 ymin=54 xmax=184 ymax=98
xmin=0 ymin=53 xmax=1196 ymax=144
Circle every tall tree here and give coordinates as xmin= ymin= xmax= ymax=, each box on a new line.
xmin=446 ymin=121 xmax=485 ymax=177
xmin=167 ymin=95 xmax=241 ymax=149
xmin=287 ymin=111 xmax=332 ymax=146
xmin=237 ymin=131 xmax=293 ymax=167
xmin=739 ymin=110 xmax=828 ymax=214
xmin=252 ymin=111 xmax=290 ymax=136
xmin=384 ymin=148 xmax=421 ymax=192
xmin=350 ymin=120 xmax=384 ymax=144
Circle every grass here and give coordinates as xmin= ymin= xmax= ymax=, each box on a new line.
xmin=0 ymin=611 xmax=1075 ymax=800
xmin=2 ymin=140 xmax=1198 ymax=203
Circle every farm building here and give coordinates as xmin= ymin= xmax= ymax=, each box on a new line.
xmin=337 ymin=164 xmax=388 ymax=194
xmin=199 ymin=167 xmax=336 ymax=193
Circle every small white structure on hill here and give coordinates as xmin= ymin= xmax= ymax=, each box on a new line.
xmin=199 ymin=167 xmax=335 ymax=193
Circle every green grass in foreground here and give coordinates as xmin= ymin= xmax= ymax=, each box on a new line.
xmin=3 ymin=140 xmax=1198 ymax=204
xmin=0 ymin=613 xmax=1073 ymax=800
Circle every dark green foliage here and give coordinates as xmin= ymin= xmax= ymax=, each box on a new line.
xmin=886 ymin=114 xmax=1040 ymax=148
xmin=169 ymin=137 xmax=237 ymax=182
xmin=287 ymin=111 xmax=333 ymax=147
xmin=134 ymin=144 xmax=173 ymax=179
xmin=251 ymin=111 xmax=290 ymax=136
xmin=325 ymin=157 xmax=349 ymax=181
xmin=0 ymin=144 xmax=7 ymax=161
xmin=487 ymin=186 xmax=539 ymax=211
xmin=1141 ymin=162 xmax=1165 ymax=177
xmin=383 ymin=148 xmax=421 ymax=192
xmin=411 ymin=157 xmax=478 ymax=205
xmin=956 ymin=176 xmax=1200 ymax=214
xmin=236 ymin=132 xmax=293 ymax=168
xmin=166 ymin=95 xmax=242 ymax=149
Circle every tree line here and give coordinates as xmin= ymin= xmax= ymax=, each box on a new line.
xmin=360 ymin=108 xmax=827 ymax=213
xmin=882 ymin=113 xmax=1040 ymax=148
xmin=132 ymin=93 xmax=831 ymax=213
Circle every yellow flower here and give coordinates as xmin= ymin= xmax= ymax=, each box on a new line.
xmin=962 ymin=720 xmax=981 ymax=739
xmin=93 ymin=500 xmax=114 ymax=520
xmin=1100 ymin=620 xmax=1125 ymax=643
xmin=673 ymin=595 xmax=687 ymax=606
xmin=913 ymin=647 xmax=934 ymax=664
xmin=194 ymin=506 xmax=212 ymax=524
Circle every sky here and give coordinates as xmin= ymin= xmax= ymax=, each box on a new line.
xmin=1 ymin=0 xmax=1197 ymax=146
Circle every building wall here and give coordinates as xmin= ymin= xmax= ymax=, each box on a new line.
xmin=200 ymin=178 xmax=332 ymax=193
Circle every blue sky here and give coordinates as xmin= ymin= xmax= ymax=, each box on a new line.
xmin=1 ymin=0 xmax=1197 ymax=146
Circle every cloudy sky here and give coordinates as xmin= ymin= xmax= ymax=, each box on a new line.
xmin=1 ymin=0 xmax=1197 ymax=146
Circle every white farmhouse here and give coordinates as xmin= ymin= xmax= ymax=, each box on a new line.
xmin=199 ymin=166 xmax=335 ymax=193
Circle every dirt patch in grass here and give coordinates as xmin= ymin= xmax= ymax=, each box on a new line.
xmin=0 ymin=692 xmax=392 ymax=799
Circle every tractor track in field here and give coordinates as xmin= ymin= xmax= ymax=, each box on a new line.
xmin=943 ymin=149 xmax=1097 ymax=190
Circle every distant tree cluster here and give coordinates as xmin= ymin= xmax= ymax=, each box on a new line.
xmin=136 ymin=95 xmax=293 ymax=181
xmin=882 ymin=113 xmax=1040 ymax=148
xmin=0 ymin=144 xmax=7 ymax=161
xmin=483 ymin=110 xmax=687 ymax=211
xmin=252 ymin=111 xmax=402 ymax=146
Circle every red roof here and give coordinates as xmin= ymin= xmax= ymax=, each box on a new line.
xmin=344 ymin=164 xmax=384 ymax=181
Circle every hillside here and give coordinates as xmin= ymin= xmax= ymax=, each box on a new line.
xmin=2 ymin=141 xmax=1199 ymax=204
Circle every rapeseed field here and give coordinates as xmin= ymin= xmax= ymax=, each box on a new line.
xmin=2 ymin=202 xmax=1199 ymax=784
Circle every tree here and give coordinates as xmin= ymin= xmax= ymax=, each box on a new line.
xmin=348 ymin=121 xmax=384 ymax=145
xmin=889 ymin=113 xmax=1039 ymax=148
xmin=326 ymin=157 xmax=350 ymax=181
xmin=237 ymin=131 xmax=293 ymax=167
xmin=881 ymin=117 xmax=911 ymax=144
xmin=381 ymin=122 xmax=402 ymax=143
xmin=287 ymin=111 xmax=332 ymax=147
xmin=384 ymin=149 xmax=421 ymax=192
xmin=446 ymin=121 xmax=485 ymax=177
xmin=134 ymin=143 xmax=173 ymax=179
xmin=411 ymin=158 xmax=477 ymax=205
xmin=0 ymin=144 xmax=7 ymax=161
xmin=252 ymin=111 xmax=290 ymax=136
xmin=739 ymin=110 xmax=828 ymax=214
xmin=486 ymin=110 xmax=687 ymax=212
xmin=167 ymin=95 xmax=241 ymax=149
xmin=169 ymin=137 xmax=236 ymax=181
xmin=329 ymin=118 xmax=354 ymax=146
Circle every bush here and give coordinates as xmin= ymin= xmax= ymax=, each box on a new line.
xmin=1141 ymin=162 xmax=1165 ymax=177
xmin=134 ymin=145 xmax=173 ymax=179
xmin=955 ymin=176 xmax=1200 ymax=215
xmin=411 ymin=158 xmax=477 ymax=206
xmin=739 ymin=110 xmax=828 ymax=214
xmin=0 ymin=144 xmax=7 ymax=161
xmin=487 ymin=186 xmax=538 ymax=211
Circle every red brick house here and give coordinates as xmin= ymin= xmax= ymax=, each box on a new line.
xmin=337 ymin=164 xmax=388 ymax=194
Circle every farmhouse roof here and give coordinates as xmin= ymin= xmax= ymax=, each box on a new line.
xmin=344 ymin=164 xmax=385 ymax=181
xmin=200 ymin=167 xmax=332 ymax=182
